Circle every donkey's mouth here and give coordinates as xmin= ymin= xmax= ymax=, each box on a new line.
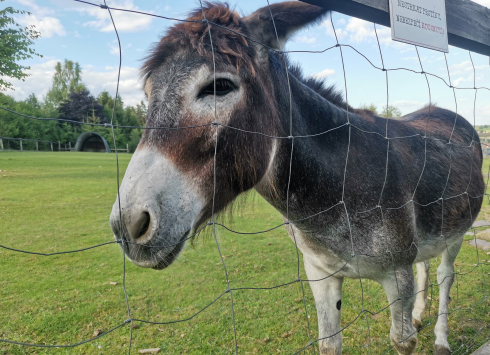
xmin=151 ymin=230 xmax=190 ymax=270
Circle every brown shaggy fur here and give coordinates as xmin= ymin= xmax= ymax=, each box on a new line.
xmin=142 ymin=2 xmax=256 ymax=79
xmin=141 ymin=2 xmax=351 ymax=112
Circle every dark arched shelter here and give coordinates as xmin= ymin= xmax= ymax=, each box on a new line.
xmin=74 ymin=132 xmax=111 ymax=153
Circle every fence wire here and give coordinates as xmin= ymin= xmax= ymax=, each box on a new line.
xmin=0 ymin=0 xmax=489 ymax=354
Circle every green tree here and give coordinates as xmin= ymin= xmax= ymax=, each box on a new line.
xmin=134 ymin=101 xmax=147 ymax=126
xmin=97 ymin=91 xmax=112 ymax=106
xmin=45 ymin=60 xmax=86 ymax=106
xmin=380 ymin=105 xmax=402 ymax=119
xmin=358 ymin=103 xmax=378 ymax=114
xmin=0 ymin=1 xmax=42 ymax=91
xmin=25 ymin=93 xmax=40 ymax=108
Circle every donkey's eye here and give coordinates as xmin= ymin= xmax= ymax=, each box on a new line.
xmin=199 ymin=79 xmax=235 ymax=98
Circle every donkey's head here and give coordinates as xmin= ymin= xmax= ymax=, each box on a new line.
xmin=110 ymin=1 xmax=328 ymax=269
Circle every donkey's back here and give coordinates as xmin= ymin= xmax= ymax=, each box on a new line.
xmin=343 ymin=105 xmax=484 ymax=253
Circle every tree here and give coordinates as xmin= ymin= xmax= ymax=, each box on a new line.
xmin=134 ymin=101 xmax=147 ymax=127
xmin=380 ymin=105 xmax=402 ymax=119
xmin=97 ymin=91 xmax=112 ymax=106
xmin=0 ymin=1 xmax=42 ymax=91
xmin=24 ymin=93 xmax=40 ymax=108
xmin=358 ymin=103 xmax=378 ymax=114
xmin=58 ymin=90 xmax=105 ymax=126
xmin=45 ymin=60 xmax=86 ymax=106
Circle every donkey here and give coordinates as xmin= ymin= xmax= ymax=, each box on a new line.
xmin=110 ymin=2 xmax=484 ymax=354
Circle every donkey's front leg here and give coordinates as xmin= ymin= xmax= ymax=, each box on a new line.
xmin=304 ymin=257 xmax=343 ymax=355
xmin=379 ymin=265 xmax=418 ymax=355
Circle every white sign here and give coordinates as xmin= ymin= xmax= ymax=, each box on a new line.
xmin=389 ymin=0 xmax=449 ymax=53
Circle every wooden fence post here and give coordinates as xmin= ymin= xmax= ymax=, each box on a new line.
xmin=58 ymin=141 xmax=61 ymax=151
xmin=127 ymin=144 xmax=129 ymax=153
xmin=0 ymin=138 xmax=3 ymax=151
xmin=35 ymin=141 xmax=39 ymax=151
xmin=20 ymin=139 xmax=23 ymax=151
xmin=69 ymin=142 xmax=71 ymax=150
xmin=51 ymin=142 xmax=53 ymax=151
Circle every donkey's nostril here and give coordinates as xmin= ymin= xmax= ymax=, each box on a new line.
xmin=136 ymin=211 xmax=151 ymax=240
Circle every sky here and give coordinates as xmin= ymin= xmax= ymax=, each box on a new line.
xmin=2 ymin=0 xmax=490 ymax=124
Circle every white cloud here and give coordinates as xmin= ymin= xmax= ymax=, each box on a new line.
xmin=323 ymin=17 xmax=413 ymax=51
xmin=82 ymin=65 xmax=143 ymax=106
xmin=4 ymin=60 xmax=144 ymax=107
xmin=453 ymin=77 xmax=472 ymax=87
xmin=77 ymin=0 xmax=153 ymax=33
xmin=312 ymin=69 xmax=335 ymax=79
xmin=14 ymin=0 xmax=65 ymax=38
xmin=449 ymin=60 xmax=487 ymax=76
xmin=14 ymin=0 xmax=55 ymax=17
xmin=471 ymin=0 xmax=490 ymax=8
xmin=392 ymin=100 xmax=424 ymax=113
xmin=3 ymin=59 xmax=59 ymax=100
xmin=296 ymin=35 xmax=316 ymax=44
xmin=18 ymin=14 xmax=66 ymax=38
xmin=320 ymin=19 xmax=347 ymax=41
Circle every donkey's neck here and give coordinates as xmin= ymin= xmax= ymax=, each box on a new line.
xmin=255 ymin=55 xmax=351 ymax=221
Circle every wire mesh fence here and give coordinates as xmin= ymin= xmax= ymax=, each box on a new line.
xmin=0 ymin=0 xmax=489 ymax=354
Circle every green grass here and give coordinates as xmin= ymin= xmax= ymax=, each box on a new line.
xmin=0 ymin=152 xmax=489 ymax=354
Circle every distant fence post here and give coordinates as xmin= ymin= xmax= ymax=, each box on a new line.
xmin=51 ymin=142 xmax=53 ymax=151
xmin=58 ymin=141 xmax=61 ymax=151
xmin=35 ymin=141 xmax=39 ymax=151
xmin=20 ymin=139 xmax=23 ymax=151
xmin=69 ymin=142 xmax=71 ymax=150
xmin=0 ymin=138 xmax=3 ymax=151
xmin=64 ymin=143 xmax=67 ymax=151
xmin=127 ymin=144 xmax=129 ymax=153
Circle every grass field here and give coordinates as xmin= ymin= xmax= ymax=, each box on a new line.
xmin=0 ymin=152 xmax=489 ymax=355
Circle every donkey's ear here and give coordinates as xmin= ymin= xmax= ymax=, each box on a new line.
xmin=242 ymin=1 xmax=329 ymax=56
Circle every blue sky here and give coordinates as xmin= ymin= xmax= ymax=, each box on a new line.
xmin=2 ymin=0 xmax=490 ymax=124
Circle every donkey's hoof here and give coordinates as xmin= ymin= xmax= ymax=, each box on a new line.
xmin=413 ymin=319 xmax=423 ymax=330
xmin=319 ymin=347 xmax=340 ymax=355
xmin=434 ymin=344 xmax=451 ymax=355
xmin=392 ymin=335 xmax=418 ymax=355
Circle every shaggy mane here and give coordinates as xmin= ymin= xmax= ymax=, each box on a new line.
xmin=142 ymin=2 xmax=256 ymax=78
xmin=142 ymin=1 xmax=349 ymax=110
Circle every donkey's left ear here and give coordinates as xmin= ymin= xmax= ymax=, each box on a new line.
xmin=242 ymin=1 xmax=329 ymax=57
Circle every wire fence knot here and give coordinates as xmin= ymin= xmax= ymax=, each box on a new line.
xmin=99 ymin=4 xmax=108 ymax=9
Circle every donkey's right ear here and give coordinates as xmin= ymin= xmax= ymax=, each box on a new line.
xmin=242 ymin=1 xmax=329 ymax=58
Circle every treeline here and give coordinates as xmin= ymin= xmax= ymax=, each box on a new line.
xmin=0 ymin=60 xmax=146 ymax=152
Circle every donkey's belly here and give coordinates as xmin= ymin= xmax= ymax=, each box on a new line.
xmin=286 ymin=223 xmax=389 ymax=279
xmin=413 ymin=232 xmax=464 ymax=263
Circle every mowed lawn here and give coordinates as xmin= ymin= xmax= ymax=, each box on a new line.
xmin=0 ymin=152 xmax=489 ymax=355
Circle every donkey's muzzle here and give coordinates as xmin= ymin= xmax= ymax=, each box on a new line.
xmin=110 ymin=205 xmax=154 ymax=243
xmin=109 ymin=147 xmax=203 ymax=269
xmin=110 ymin=204 xmax=190 ymax=269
